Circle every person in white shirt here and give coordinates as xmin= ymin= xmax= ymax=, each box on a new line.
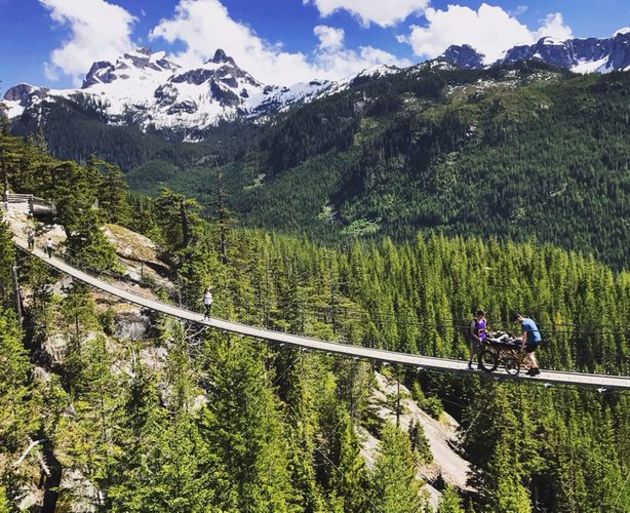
xmin=203 ymin=288 xmax=213 ymax=319
xmin=46 ymin=238 xmax=54 ymax=258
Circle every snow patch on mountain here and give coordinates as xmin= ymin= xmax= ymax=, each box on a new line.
xmin=540 ymin=36 xmax=567 ymax=46
xmin=571 ymin=57 xmax=611 ymax=74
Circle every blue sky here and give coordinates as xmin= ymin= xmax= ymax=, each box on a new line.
xmin=1 ymin=0 xmax=628 ymax=90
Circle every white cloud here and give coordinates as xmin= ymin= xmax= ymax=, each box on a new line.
xmin=400 ymin=3 xmax=573 ymax=64
xmin=534 ymin=13 xmax=573 ymax=41
xmin=400 ymin=4 xmax=531 ymax=62
xmin=150 ymin=0 xmax=316 ymax=84
xmin=305 ymin=0 xmax=429 ymax=28
xmin=150 ymin=0 xmax=410 ymax=84
xmin=40 ymin=0 xmax=136 ymax=85
xmin=510 ymin=5 xmax=528 ymax=17
xmin=314 ymin=25 xmax=345 ymax=50
xmin=315 ymin=45 xmax=412 ymax=78
xmin=43 ymin=62 xmax=60 ymax=82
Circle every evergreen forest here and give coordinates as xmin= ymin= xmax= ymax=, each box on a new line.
xmin=15 ymin=63 xmax=630 ymax=269
xmin=0 ymin=112 xmax=629 ymax=513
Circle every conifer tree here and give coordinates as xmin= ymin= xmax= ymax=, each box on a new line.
xmin=199 ymin=335 xmax=301 ymax=513
xmin=0 ymin=119 xmax=21 ymax=198
xmin=330 ymin=410 xmax=369 ymax=513
xmin=0 ymin=308 xmax=40 ymax=504
xmin=465 ymin=384 xmax=534 ymax=513
xmin=107 ymin=356 xmax=166 ymax=512
xmin=0 ymin=487 xmax=9 ymax=513
xmin=486 ymin=441 xmax=532 ymax=513
xmin=90 ymin=157 xmax=132 ymax=226
xmin=409 ymin=419 xmax=433 ymax=465
xmin=214 ymin=166 xmax=235 ymax=265
xmin=371 ymin=423 xmax=426 ymax=513
xmin=60 ymin=283 xmax=98 ymax=354
xmin=282 ymin=355 xmax=329 ymax=513
xmin=54 ymin=335 xmax=123 ymax=510
xmin=438 ymin=486 xmax=464 ymax=513
xmin=0 ymin=222 xmax=15 ymax=307
xmin=154 ymin=187 xmax=202 ymax=258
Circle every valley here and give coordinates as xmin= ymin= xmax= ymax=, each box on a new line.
xmin=1 ymin=17 xmax=629 ymax=513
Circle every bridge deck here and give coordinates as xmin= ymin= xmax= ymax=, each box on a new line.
xmin=12 ymin=236 xmax=630 ymax=391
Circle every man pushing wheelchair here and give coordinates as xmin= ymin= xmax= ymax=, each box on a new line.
xmin=511 ymin=312 xmax=541 ymax=376
xmin=472 ymin=311 xmax=542 ymax=377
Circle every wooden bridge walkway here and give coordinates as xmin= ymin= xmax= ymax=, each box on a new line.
xmin=12 ymin=237 xmax=630 ymax=391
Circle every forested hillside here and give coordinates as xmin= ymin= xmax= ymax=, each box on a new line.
xmin=1 ymin=126 xmax=629 ymax=512
xmin=229 ymin=63 xmax=630 ymax=269
xmin=13 ymin=63 xmax=630 ymax=268
xmin=11 ymin=97 xmax=257 ymax=172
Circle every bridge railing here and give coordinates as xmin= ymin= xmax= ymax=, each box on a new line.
xmin=14 ymin=239 xmax=630 ymax=389
xmin=3 ymin=193 xmax=56 ymax=215
xmin=30 ymin=242 xmax=630 ymax=377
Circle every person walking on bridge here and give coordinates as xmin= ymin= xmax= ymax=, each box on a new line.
xmin=468 ymin=309 xmax=488 ymax=370
xmin=27 ymin=230 xmax=35 ymax=251
xmin=46 ymin=238 xmax=54 ymax=259
xmin=203 ymin=288 xmax=213 ymax=319
xmin=512 ymin=313 xmax=541 ymax=376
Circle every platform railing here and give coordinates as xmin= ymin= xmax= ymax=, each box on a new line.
xmin=3 ymin=193 xmax=56 ymax=215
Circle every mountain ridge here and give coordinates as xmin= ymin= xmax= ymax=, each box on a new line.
xmin=438 ymin=31 xmax=630 ymax=73
xmin=3 ymin=31 xmax=629 ymax=136
xmin=2 ymin=48 xmax=338 ymax=135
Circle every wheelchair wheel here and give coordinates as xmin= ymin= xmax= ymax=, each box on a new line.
xmin=503 ymin=356 xmax=520 ymax=376
xmin=478 ymin=349 xmax=499 ymax=373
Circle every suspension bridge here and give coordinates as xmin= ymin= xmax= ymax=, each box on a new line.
xmin=5 ymin=196 xmax=630 ymax=390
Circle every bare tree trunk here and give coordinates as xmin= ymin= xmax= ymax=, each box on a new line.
xmin=179 ymin=200 xmax=191 ymax=248
xmin=41 ymin=436 xmax=62 ymax=513
xmin=12 ymin=264 xmax=23 ymax=324
xmin=396 ymin=368 xmax=401 ymax=428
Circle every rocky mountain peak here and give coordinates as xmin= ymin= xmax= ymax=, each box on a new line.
xmin=81 ymin=49 xmax=178 ymax=89
xmin=171 ymin=48 xmax=260 ymax=93
xmin=438 ymin=44 xmax=485 ymax=69
xmin=210 ymin=49 xmax=236 ymax=66
xmin=134 ymin=47 xmax=153 ymax=56
xmin=82 ymin=61 xmax=116 ymax=88
xmin=436 ymin=32 xmax=630 ymax=73
xmin=2 ymin=42 xmax=332 ymax=133
xmin=502 ymin=32 xmax=630 ymax=72
xmin=3 ymin=83 xmax=47 ymax=105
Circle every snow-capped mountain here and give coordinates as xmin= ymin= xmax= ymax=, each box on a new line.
xmin=438 ymin=31 xmax=630 ymax=73
xmin=2 ymin=48 xmax=335 ymax=132
xmin=5 ymin=31 xmax=627 ymax=136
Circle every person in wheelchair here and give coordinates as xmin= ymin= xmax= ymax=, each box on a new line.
xmin=512 ymin=313 xmax=541 ymax=376
xmin=468 ymin=309 xmax=488 ymax=370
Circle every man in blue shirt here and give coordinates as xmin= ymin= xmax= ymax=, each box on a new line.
xmin=512 ymin=313 xmax=541 ymax=376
